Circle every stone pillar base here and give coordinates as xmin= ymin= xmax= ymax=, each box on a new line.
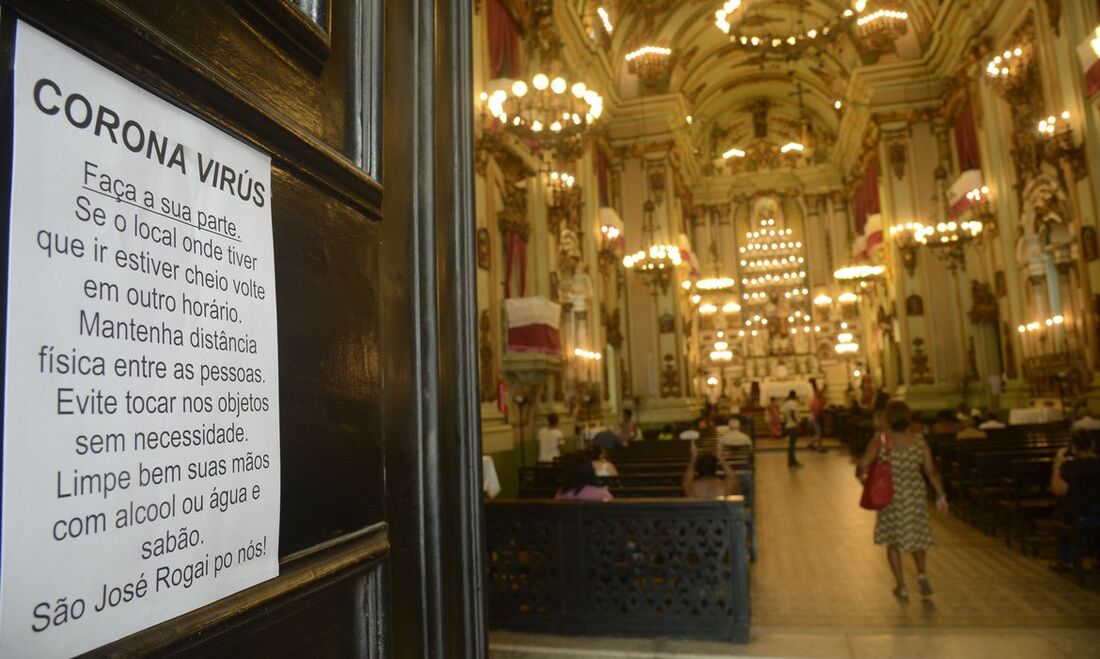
xmin=997 ymin=379 xmax=1032 ymax=412
xmin=894 ymin=383 xmax=964 ymax=412
xmin=637 ymin=396 xmax=699 ymax=428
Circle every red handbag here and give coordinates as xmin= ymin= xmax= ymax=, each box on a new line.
xmin=860 ymin=434 xmax=894 ymax=510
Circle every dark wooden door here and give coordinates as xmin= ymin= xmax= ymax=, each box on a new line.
xmin=0 ymin=1 xmax=484 ymax=656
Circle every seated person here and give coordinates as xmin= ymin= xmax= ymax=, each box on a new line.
xmin=679 ymin=416 xmax=711 ymax=441
xmin=1072 ymin=404 xmax=1100 ymax=431
xmin=593 ymin=429 xmax=623 ymax=453
xmin=956 ymin=401 xmax=982 ymax=424
xmin=555 ymin=457 xmax=613 ymax=501
xmin=586 ymin=445 xmax=619 ymax=478
xmin=716 ymin=416 xmax=753 ymax=448
xmin=956 ymin=419 xmax=987 ymax=440
xmin=682 ymin=440 xmax=739 ymax=498
xmin=537 ymin=413 xmax=564 ymax=463
xmin=657 ymin=424 xmax=676 ymax=442
xmin=1050 ymin=430 xmax=1100 ymax=565
xmin=931 ymin=410 xmax=960 ymax=435
xmin=978 ymin=412 xmax=1007 ymax=430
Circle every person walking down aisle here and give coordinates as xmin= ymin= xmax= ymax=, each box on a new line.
xmin=782 ymin=391 xmax=802 ymax=467
xmin=809 ymin=386 xmax=826 ymax=453
xmin=537 ymin=413 xmax=564 ymax=463
xmin=858 ymin=400 xmax=949 ymax=601
xmin=767 ymin=397 xmax=782 ymax=438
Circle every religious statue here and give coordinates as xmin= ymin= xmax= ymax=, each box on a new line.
xmin=557 ymin=227 xmax=581 ymax=274
xmin=968 ymin=281 xmax=999 ymax=322
xmin=1022 ymin=171 xmax=1071 ymax=243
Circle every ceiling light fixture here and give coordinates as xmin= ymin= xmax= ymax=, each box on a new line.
xmin=626 ymin=46 xmax=674 ymax=86
xmin=597 ymin=7 xmax=614 ymax=34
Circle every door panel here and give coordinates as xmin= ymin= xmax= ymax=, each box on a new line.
xmin=0 ymin=0 xmax=482 ymax=656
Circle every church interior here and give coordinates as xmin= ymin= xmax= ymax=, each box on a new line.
xmin=473 ymin=0 xmax=1100 ymax=655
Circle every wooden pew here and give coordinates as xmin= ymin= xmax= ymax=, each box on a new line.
xmin=485 ymin=497 xmax=751 ymax=642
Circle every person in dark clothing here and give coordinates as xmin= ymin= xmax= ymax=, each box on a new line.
xmin=1051 ymin=430 xmax=1100 ymax=566
xmin=593 ymin=430 xmax=623 ymax=453
xmin=555 ymin=456 xmax=612 ymax=501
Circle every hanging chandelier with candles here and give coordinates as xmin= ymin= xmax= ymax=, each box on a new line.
xmin=713 ymin=0 xmax=857 ymax=57
xmin=626 ymin=46 xmax=673 ymax=87
xmin=622 ymin=200 xmax=683 ymax=291
xmin=856 ymin=5 xmax=909 ymax=53
xmin=833 ymin=264 xmax=885 ymax=288
xmin=983 ymin=43 xmax=1034 ymax=99
xmin=481 ymin=74 xmax=604 ymax=146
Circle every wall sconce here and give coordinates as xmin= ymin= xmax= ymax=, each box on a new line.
xmin=1038 ymin=110 xmax=1087 ymax=179
xmin=889 ymin=222 xmax=922 ymax=276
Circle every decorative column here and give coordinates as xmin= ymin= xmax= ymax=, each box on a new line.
xmin=619 ymin=145 xmax=697 ymax=426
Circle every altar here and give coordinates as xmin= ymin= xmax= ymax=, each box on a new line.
xmin=746 ymin=380 xmax=817 ymax=407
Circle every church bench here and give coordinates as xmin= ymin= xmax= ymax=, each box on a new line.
xmin=485 ymin=497 xmax=750 ymax=642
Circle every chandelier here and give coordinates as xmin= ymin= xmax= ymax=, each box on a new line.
xmin=622 ymin=200 xmax=682 ymax=291
xmin=856 ymin=7 xmax=909 ymax=52
xmin=984 ymin=43 xmax=1034 ymax=98
xmin=914 ymin=220 xmax=983 ymax=247
xmin=714 ymin=0 xmax=856 ymax=58
xmin=888 ymin=222 xmax=922 ymax=275
xmin=482 ymin=74 xmax=604 ymax=145
xmin=626 ymin=46 xmax=673 ymax=87
xmin=834 ymin=264 xmax=885 ymax=281
xmin=545 ymin=170 xmax=576 ymax=205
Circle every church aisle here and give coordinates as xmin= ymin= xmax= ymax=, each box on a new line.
xmin=490 ymin=448 xmax=1100 ymax=658
xmin=752 ymin=448 xmax=1100 ymax=629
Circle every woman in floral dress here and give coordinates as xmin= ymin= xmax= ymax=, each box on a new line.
xmin=858 ymin=400 xmax=949 ymax=601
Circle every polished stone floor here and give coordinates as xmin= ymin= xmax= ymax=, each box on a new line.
xmin=490 ymin=445 xmax=1100 ymax=658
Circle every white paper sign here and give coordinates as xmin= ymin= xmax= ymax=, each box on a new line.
xmin=1 ymin=23 xmax=280 ymax=657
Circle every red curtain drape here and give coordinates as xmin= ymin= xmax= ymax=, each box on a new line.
xmin=487 ymin=0 xmax=521 ymax=79
xmin=597 ymin=151 xmax=610 ymax=206
xmin=953 ymin=99 xmax=982 ymax=171
xmin=503 ymin=232 xmax=527 ymax=299
xmin=854 ymin=160 xmax=881 ymax=235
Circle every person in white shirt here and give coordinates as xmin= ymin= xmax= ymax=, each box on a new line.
xmin=716 ymin=416 xmax=752 ymax=448
xmin=1072 ymin=408 xmax=1100 ymax=431
xmin=537 ymin=413 xmax=564 ymax=463
xmin=781 ymin=391 xmax=802 ymax=468
xmin=978 ymin=413 xmax=1007 ymax=430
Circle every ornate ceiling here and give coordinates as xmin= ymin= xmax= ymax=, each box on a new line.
xmin=587 ymin=0 xmax=936 ymax=176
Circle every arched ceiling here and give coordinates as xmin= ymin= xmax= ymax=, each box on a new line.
xmin=591 ymin=0 xmax=935 ymax=175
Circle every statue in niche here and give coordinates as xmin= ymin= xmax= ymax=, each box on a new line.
xmin=906 ymin=294 xmax=924 ymax=317
xmin=558 ymin=227 xmax=581 ymax=274
xmin=1021 ymin=171 xmax=1071 ymax=243
xmin=565 ymin=267 xmax=593 ymax=316
xmin=968 ymin=281 xmax=999 ymax=322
